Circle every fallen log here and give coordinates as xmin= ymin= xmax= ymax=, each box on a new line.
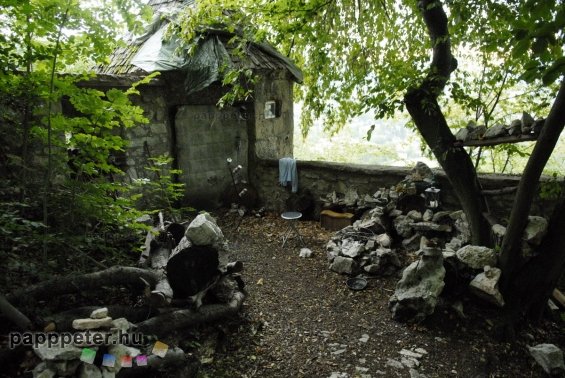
xmin=149 ymin=232 xmax=174 ymax=307
xmin=0 ymin=294 xmax=33 ymax=330
xmin=136 ymin=283 xmax=245 ymax=335
xmin=8 ymin=266 xmax=159 ymax=304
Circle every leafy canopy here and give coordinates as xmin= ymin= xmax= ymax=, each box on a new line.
xmin=175 ymin=0 xmax=564 ymax=135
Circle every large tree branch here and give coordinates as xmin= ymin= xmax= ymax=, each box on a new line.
xmin=499 ymin=78 xmax=565 ymax=288
xmin=404 ymin=0 xmax=490 ymax=245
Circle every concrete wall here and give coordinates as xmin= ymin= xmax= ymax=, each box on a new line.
xmin=254 ymin=159 xmax=561 ymax=221
xmin=175 ymin=104 xmax=248 ymax=207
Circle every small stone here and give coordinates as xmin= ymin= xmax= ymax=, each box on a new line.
xmin=101 ymin=369 xmax=116 ymax=378
xmin=467 ymin=124 xmax=486 ymax=140
xmin=389 ymin=209 xmax=403 ymax=218
xmin=386 ymin=358 xmax=405 ymax=370
xmin=72 ymin=317 xmax=114 ymax=330
xmin=394 ymin=216 xmax=414 ymax=238
xmin=106 ymin=344 xmax=141 ymax=372
xmin=527 ymin=344 xmax=565 ymax=375
xmin=400 ymin=349 xmax=423 ymax=359
xmin=110 ymin=318 xmax=130 ymax=332
xmin=415 ymin=348 xmax=428 ymax=355
xmin=340 ymin=239 xmax=364 ymax=258
xmin=79 ymin=364 xmax=102 ymax=378
xmin=299 ymin=248 xmax=313 ymax=258
xmin=522 ymin=112 xmax=535 ymax=128
xmin=469 ymin=266 xmax=505 ymax=307
xmin=423 ymin=209 xmax=433 ymax=222
xmin=524 ymin=216 xmax=548 ymax=246
xmin=455 ymin=128 xmax=469 ymax=141
xmin=431 ymin=211 xmax=451 ymax=223
xmin=410 ymin=222 xmax=452 ymax=233
xmin=33 ymin=343 xmax=82 ymax=361
xmin=402 ymin=233 xmax=422 ymax=252
xmin=33 ymin=362 xmax=56 ymax=378
xmin=376 ymin=233 xmax=392 ymax=248
xmin=330 ymin=256 xmax=358 ymax=275
xmin=483 ymin=123 xmax=507 ymax=138
xmin=407 ymin=210 xmax=423 ymax=221
xmin=90 ymin=308 xmax=109 ymax=319
xmin=491 ymin=224 xmax=506 ymax=238
xmin=328 ymin=373 xmax=349 ymax=378
xmin=445 ymin=237 xmax=463 ymax=252
xmin=401 ymin=356 xmax=420 ymax=368
xmin=359 ymin=334 xmax=370 ymax=343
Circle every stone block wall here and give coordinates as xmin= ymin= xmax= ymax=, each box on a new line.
xmin=253 ymin=72 xmax=294 ymax=160
xmin=123 ymin=85 xmax=171 ymax=181
xmin=254 ymin=159 xmax=560 ymax=221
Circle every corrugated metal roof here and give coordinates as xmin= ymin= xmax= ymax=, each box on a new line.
xmin=98 ymin=0 xmax=302 ymax=82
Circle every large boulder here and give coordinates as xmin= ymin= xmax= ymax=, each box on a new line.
xmin=456 ymin=245 xmax=497 ymax=270
xmin=469 ymin=266 xmax=505 ymax=307
xmin=185 ymin=213 xmax=224 ymax=246
xmin=389 ymin=246 xmax=445 ymax=322
xmin=527 ymin=344 xmax=565 ymax=376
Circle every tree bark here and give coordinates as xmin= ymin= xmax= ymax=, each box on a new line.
xmin=499 ymin=78 xmax=565 ymax=289
xmin=501 ymin=197 xmax=565 ymax=334
xmin=405 ymin=0 xmax=491 ymax=245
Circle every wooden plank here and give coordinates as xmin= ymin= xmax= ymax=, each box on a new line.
xmin=552 ymin=288 xmax=565 ymax=308
xmin=463 ymin=134 xmax=537 ymax=147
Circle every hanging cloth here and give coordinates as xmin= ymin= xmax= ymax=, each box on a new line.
xmin=279 ymin=157 xmax=298 ymax=193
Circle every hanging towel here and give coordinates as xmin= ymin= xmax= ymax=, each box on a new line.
xmin=279 ymin=157 xmax=298 ymax=193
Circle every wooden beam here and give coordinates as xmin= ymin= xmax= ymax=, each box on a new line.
xmin=463 ymin=134 xmax=537 ymax=147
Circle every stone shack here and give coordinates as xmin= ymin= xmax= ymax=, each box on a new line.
xmin=85 ymin=0 xmax=302 ymax=208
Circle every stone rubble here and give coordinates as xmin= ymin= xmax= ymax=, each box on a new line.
xmin=454 ymin=113 xmax=544 ymax=142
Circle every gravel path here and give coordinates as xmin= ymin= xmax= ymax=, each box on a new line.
xmin=198 ymin=212 xmax=562 ymax=377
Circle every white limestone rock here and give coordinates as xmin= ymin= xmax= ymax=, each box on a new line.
xmin=456 ymin=245 xmax=497 ymax=270
xmin=527 ymin=344 xmax=565 ymax=375
xmin=469 ymin=266 xmax=505 ymax=307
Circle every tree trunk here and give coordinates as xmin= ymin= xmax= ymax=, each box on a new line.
xmin=405 ymin=0 xmax=491 ymax=246
xmin=499 ymin=78 xmax=565 ymax=289
xmin=501 ymin=197 xmax=565 ymax=335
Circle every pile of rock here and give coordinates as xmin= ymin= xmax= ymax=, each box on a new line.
xmin=322 ymin=161 xmax=551 ymax=323
xmin=327 ymin=215 xmax=401 ymax=276
xmin=32 ymin=307 xmax=188 ymax=377
xmin=455 ymin=112 xmax=544 ymax=143
xmin=33 ymin=307 xmax=141 ymax=377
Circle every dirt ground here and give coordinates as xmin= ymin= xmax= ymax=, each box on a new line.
xmin=196 ymin=211 xmax=565 ymax=378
